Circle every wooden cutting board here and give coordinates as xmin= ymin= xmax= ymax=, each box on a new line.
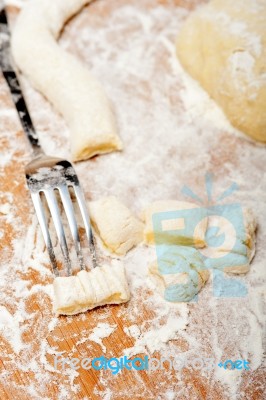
xmin=0 ymin=1 xmax=265 ymax=399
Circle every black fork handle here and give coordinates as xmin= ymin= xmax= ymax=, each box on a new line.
xmin=0 ymin=8 xmax=43 ymax=155
xmin=3 ymin=70 xmax=42 ymax=149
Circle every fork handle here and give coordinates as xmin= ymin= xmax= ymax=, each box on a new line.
xmin=3 ymin=71 xmax=43 ymax=154
xmin=0 ymin=8 xmax=43 ymax=156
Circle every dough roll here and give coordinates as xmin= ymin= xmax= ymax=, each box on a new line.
xmin=12 ymin=0 xmax=122 ymax=161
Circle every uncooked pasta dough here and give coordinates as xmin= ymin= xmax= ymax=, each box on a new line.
xmin=149 ymin=246 xmax=209 ymax=302
xmin=53 ymin=261 xmax=130 ymax=315
xmin=142 ymin=200 xmax=207 ymax=248
xmin=176 ymin=0 xmax=266 ymax=142
xmin=147 ymin=202 xmax=256 ymax=302
xmin=11 ymin=0 xmax=122 ymax=161
xmin=201 ymin=207 xmax=257 ymax=274
xmin=89 ymin=196 xmax=144 ymax=256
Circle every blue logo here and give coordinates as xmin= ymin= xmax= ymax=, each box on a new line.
xmin=152 ymin=173 xmax=248 ymax=300
xmin=218 ymin=360 xmax=250 ymax=370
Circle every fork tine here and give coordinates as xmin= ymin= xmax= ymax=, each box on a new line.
xmin=73 ymin=185 xmax=97 ymax=268
xmin=31 ymin=192 xmax=59 ymax=276
xmin=58 ymin=185 xmax=85 ymax=270
xmin=44 ymin=188 xmax=72 ymax=276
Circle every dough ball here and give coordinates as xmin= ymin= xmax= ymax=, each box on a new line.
xmin=176 ymin=0 xmax=266 ymax=142
xmin=11 ymin=0 xmax=122 ymax=161
xmin=201 ymin=207 xmax=257 ymax=274
xmin=142 ymin=200 xmax=207 ymax=248
xmin=149 ymin=245 xmax=209 ymax=302
xmin=89 ymin=196 xmax=144 ymax=256
xmin=53 ymin=260 xmax=130 ymax=315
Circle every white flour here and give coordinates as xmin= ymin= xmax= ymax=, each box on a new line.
xmin=123 ymin=305 xmax=189 ymax=356
xmin=88 ymin=323 xmax=117 ymax=353
xmin=0 ymin=306 xmax=25 ymax=354
xmin=0 ymin=0 xmax=265 ymax=399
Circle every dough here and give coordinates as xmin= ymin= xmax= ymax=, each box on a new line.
xmin=89 ymin=196 xmax=144 ymax=256
xmin=147 ymin=202 xmax=256 ymax=305
xmin=176 ymin=0 xmax=266 ymax=142
xmin=149 ymin=246 xmax=209 ymax=302
xmin=201 ymin=207 xmax=257 ymax=274
xmin=11 ymin=0 xmax=122 ymax=161
xmin=142 ymin=200 xmax=207 ymax=248
xmin=53 ymin=260 xmax=130 ymax=315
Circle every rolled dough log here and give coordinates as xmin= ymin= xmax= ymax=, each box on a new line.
xmin=149 ymin=246 xmax=209 ymax=302
xmin=11 ymin=0 xmax=122 ymax=161
xmin=53 ymin=260 xmax=130 ymax=315
xmin=142 ymin=200 xmax=207 ymax=248
xmin=176 ymin=0 xmax=266 ymax=142
xmin=89 ymin=196 xmax=144 ymax=256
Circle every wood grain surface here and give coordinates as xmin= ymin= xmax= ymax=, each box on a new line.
xmin=0 ymin=1 xmax=265 ymax=399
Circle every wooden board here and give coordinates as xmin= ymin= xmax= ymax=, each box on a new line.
xmin=0 ymin=1 xmax=265 ymax=399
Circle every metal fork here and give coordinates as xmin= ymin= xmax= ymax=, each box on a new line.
xmin=0 ymin=8 xmax=97 ymax=276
